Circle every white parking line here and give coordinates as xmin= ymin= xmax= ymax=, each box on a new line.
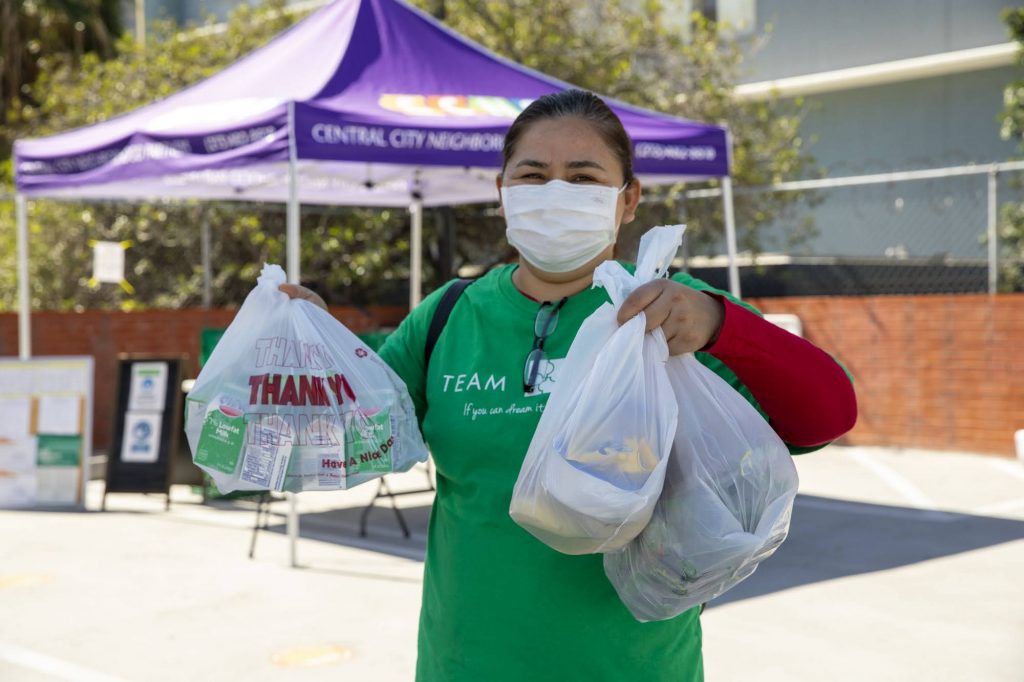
xmin=846 ymin=449 xmax=939 ymax=509
xmin=971 ymin=498 xmax=1024 ymax=516
xmin=0 ymin=643 xmax=130 ymax=682
xmin=987 ymin=459 xmax=1024 ymax=482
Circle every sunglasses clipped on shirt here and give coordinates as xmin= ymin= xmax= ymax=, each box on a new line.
xmin=523 ymin=296 xmax=569 ymax=394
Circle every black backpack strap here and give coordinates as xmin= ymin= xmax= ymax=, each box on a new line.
xmin=424 ymin=278 xmax=473 ymax=369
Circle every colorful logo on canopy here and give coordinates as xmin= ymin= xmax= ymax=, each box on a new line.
xmin=378 ymin=94 xmax=533 ymax=118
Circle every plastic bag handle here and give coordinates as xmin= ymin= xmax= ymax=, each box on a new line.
xmin=594 ymin=225 xmax=686 ymax=307
xmin=635 ymin=225 xmax=685 ymax=281
xmin=256 ymin=263 xmax=287 ymax=287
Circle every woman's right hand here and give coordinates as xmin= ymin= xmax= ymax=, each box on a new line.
xmin=279 ymin=283 xmax=329 ymax=312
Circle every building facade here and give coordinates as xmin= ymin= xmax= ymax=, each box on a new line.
xmin=725 ymin=0 xmax=1020 ymax=269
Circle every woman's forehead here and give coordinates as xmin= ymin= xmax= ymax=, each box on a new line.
xmin=510 ymin=117 xmax=618 ymax=165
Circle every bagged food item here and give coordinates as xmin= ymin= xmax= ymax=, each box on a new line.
xmin=509 ymin=226 xmax=684 ymax=554
xmin=603 ymin=353 xmax=799 ymax=621
xmin=184 ymin=264 xmax=427 ymax=494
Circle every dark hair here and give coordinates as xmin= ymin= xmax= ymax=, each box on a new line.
xmin=501 ymin=89 xmax=635 ymax=186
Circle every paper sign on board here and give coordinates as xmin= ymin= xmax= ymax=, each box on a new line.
xmin=128 ymin=362 xmax=168 ymax=412
xmin=0 ymin=398 xmax=32 ymax=439
xmin=121 ymin=411 xmax=162 ymax=463
xmin=93 ymin=241 xmax=125 ymax=283
xmin=37 ymin=395 xmax=81 ymax=436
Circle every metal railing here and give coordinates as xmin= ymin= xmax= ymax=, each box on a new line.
xmin=682 ymin=160 xmax=1024 ymax=294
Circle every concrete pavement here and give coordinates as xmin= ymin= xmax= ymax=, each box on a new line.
xmin=1 ymin=445 xmax=1022 ymax=681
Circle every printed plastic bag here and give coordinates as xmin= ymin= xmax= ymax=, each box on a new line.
xmin=603 ymin=353 xmax=799 ymax=621
xmin=509 ymin=226 xmax=684 ymax=554
xmin=184 ymin=264 xmax=428 ymax=494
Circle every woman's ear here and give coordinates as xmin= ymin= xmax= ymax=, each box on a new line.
xmin=620 ymin=179 xmax=642 ymax=224
xmin=495 ymin=173 xmax=505 ymax=217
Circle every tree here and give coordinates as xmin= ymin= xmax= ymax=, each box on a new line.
xmin=997 ymin=7 xmax=1024 ymax=291
xmin=0 ymin=0 xmax=121 ymax=131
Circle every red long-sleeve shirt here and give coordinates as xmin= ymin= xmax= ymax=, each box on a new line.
xmin=703 ymin=295 xmax=858 ymax=448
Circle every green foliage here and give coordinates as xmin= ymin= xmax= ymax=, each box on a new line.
xmin=1 ymin=0 xmax=816 ymax=311
xmin=999 ymin=8 xmax=1024 ymax=145
xmin=9 ymin=4 xmax=294 ymax=137
xmin=998 ymin=7 xmax=1024 ymax=292
xmin=0 ymin=0 xmax=122 ymax=131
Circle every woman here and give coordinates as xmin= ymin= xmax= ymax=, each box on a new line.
xmin=282 ymin=89 xmax=857 ymax=681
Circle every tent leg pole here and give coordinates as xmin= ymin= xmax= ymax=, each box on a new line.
xmin=410 ymin=199 xmax=423 ymax=309
xmin=285 ymin=102 xmax=300 ymax=569
xmin=987 ymin=167 xmax=998 ymax=295
xmin=201 ymin=211 xmax=212 ymax=309
xmin=16 ymin=193 xmax=31 ymax=359
xmin=721 ymin=177 xmax=741 ymax=299
xmin=286 ymin=162 xmax=301 ymax=286
xmin=286 ymin=493 xmax=299 ymax=568
xmin=286 ymin=100 xmax=301 ymax=287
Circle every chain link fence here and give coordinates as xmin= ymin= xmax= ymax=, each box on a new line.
xmin=677 ymin=162 xmax=1024 ymax=297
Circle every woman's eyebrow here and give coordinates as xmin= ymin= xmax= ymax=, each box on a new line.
xmin=513 ymin=159 xmax=606 ymax=170
xmin=567 ymin=160 xmax=606 ymax=170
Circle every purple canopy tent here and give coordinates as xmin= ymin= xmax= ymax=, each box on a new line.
xmin=12 ymin=0 xmax=740 ymax=362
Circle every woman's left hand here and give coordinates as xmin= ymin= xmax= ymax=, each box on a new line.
xmin=616 ymin=279 xmax=725 ymax=356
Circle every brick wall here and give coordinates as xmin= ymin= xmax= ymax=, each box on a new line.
xmin=747 ymin=294 xmax=1024 ymax=458
xmin=0 ymin=305 xmax=406 ymax=452
xmin=2 ymin=294 xmax=1022 ymax=457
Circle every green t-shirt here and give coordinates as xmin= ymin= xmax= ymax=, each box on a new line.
xmin=378 ymin=263 xmax=761 ymax=682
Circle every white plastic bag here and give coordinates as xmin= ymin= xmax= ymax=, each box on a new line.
xmin=509 ymin=226 xmax=684 ymax=554
xmin=184 ymin=264 xmax=428 ymax=494
xmin=603 ymin=353 xmax=799 ymax=621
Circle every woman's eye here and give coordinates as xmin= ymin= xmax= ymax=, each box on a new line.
xmin=571 ymin=175 xmax=598 ymax=183
xmin=518 ymin=173 xmax=545 ymax=181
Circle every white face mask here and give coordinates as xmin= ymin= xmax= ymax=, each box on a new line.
xmin=501 ymin=179 xmax=627 ymax=274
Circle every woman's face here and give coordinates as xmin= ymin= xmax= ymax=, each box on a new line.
xmin=497 ymin=116 xmax=642 ymax=282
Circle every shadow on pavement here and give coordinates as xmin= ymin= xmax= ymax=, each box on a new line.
xmin=254 ymin=494 xmax=1024 ymax=602
xmin=710 ymin=494 xmax=1024 ymax=607
xmin=260 ymin=502 xmax=431 ymax=561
